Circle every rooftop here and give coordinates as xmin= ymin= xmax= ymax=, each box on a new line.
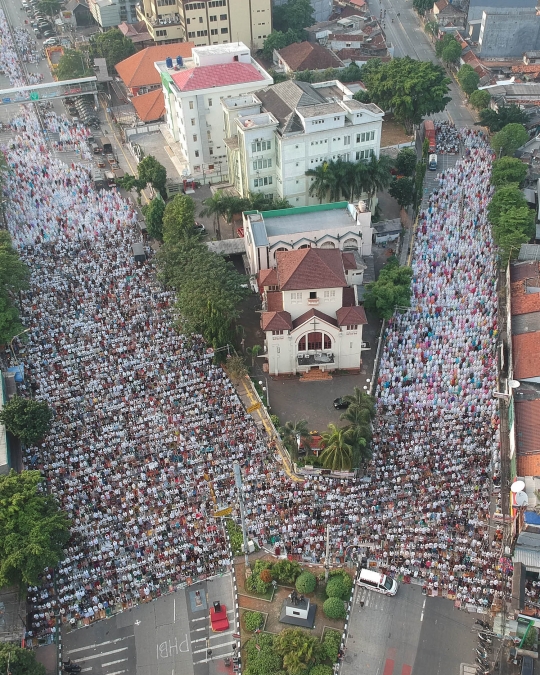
xmin=259 ymin=202 xmax=356 ymax=239
xmin=131 ymin=88 xmax=165 ymax=122
xmin=261 ymin=310 xmax=293 ymax=331
xmin=515 ymin=399 xmax=540 ymax=455
xmin=238 ymin=112 xmax=278 ymax=130
xmin=276 ymin=41 xmax=344 ymax=72
xmin=512 ymin=331 xmax=540 ymax=379
xmin=170 ymin=62 xmax=266 ymax=92
xmin=276 ymin=248 xmax=348 ymax=291
xmin=116 ymin=43 xmax=194 ymax=88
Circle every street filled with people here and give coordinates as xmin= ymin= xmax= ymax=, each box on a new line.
xmin=0 ymin=5 xmax=508 ymax=643
xmin=435 ymin=120 xmax=460 ymax=154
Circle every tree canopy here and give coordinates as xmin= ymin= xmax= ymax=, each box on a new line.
xmin=491 ymin=123 xmax=528 ymax=157
xmin=488 ymin=185 xmax=535 ymax=264
xmin=0 ymin=396 xmax=53 ymax=446
xmin=0 ymin=230 xmax=30 ymax=346
xmin=56 ymin=49 xmax=93 ymax=81
xmin=442 ymin=39 xmax=462 ymax=64
xmin=138 ymin=155 xmax=167 ymax=199
xmin=491 ymin=157 xmax=528 ymax=188
xmin=395 ymin=147 xmax=417 ymax=177
xmin=478 ymin=104 xmax=528 ymax=132
xmin=364 ymin=256 xmax=413 ymax=319
xmin=469 ymin=89 xmax=491 ymax=111
xmin=36 ymin=0 xmax=60 ymax=16
xmin=435 ymin=33 xmax=458 ymax=58
xmin=274 ymin=628 xmax=321 ymax=675
xmin=389 ymin=176 xmax=415 ymax=208
xmin=0 ymin=643 xmax=46 ymax=675
xmin=0 ymin=470 xmax=70 ymax=589
xmin=262 ymin=29 xmax=299 ymax=60
xmin=272 ymin=0 xmax=315 ymax=35
xmin=362 ymin=57 xmax=451 ymax=132
xmin=141 ymin=195 xmax=165 ymax=240
xmin=413 ymin=0 xmax=434 ymax=15
xmin=456 ymin=64 xmax=479 ymax=96
xmin=89 ymin=29 xmax=136 ymax=71
xmin=319 ymin=423 xmax=353 ymax=471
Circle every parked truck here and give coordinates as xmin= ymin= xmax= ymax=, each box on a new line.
xmin=424 ymin=120 xmax=436 ymax=153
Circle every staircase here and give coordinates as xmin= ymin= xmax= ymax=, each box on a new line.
xmin=299 ymin=368 xmax=332 ymax=382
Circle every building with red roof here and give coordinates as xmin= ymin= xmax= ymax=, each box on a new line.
xmin=156 ymin=43 xmax=272 ymax=181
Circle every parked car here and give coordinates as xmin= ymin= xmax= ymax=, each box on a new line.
xmin=33 ymin=28 xmax=42 ymax=38
xmin=333 ymin=397 xmax=350 ymax=410
xmin=43 ymin=37 xmax=58 ymax=46
xmin=42 ymin=30 xmax=54 ymax=38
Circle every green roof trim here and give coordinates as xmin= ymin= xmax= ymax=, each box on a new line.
xmin=260 ymin=202 xmax=349 ymax=219
xmin=160 ymin=70 xmax=173 ymax=94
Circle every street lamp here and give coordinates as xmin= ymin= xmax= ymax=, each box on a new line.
xmin=9 ymin=328 xmax=30 ymax=366
xmin=258 ymin=378 xmax=270 ymax=408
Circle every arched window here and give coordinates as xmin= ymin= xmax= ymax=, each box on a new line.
xmin=324 ymin=334 xmax=332 ymax=349
xmin=320 ymin=241 xmax=336 ymax=249
xmin=298 ymin=336 xmax=306 ymax=351
xmin=275 ymin=247 xmax=288 ymax=253
xmin=343 ymin=238 xmax=358 ymax=250
xmin=299 ymin=243 xmax=311 ymax=249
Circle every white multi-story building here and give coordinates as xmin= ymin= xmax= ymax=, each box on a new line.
xmin=88 ymin=0 xmax=137 ymax=28
xmin=222 ymin=79 xmax=384 ymax=207
xmin=156 ymin=43 xmax=273 ymax=179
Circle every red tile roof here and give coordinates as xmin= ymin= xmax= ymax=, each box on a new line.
xmin=512 ymin=64 xmax=540 ymax=74
xmin=518 ymin=454 xmax=540 ymax=477
xmin=131 ymin=88 xmax=165 ymax=122
xmin=292 ymin=308 xmax=338 ymax=329
xmin=342 ymin=252 xmax=357 ymax=271
xmin=115 ymin=43 xmax=194 ymax=89
xmin=258 ymin=268 xmax=278 ymax=288
xmin=266 ymin=292 xmax=283 ymax=312
xmin=277 ymin=42 xmax=343 ymax=72
xmin=348 ymin=0 xmax=366 ymax=6
xmin=511 ymin=280 xmax=540 ymax=316
xmin=261 ymin=311 xmax=292 ymax=331
xmin=512 ymin=331 xmax=540 ymax=379
xmin=434 ymin=0 xmax=449 ymax=10
xmin=336 ymin=305 xmax=367 ymax=326
xmin=515 ymin=400 xmax=540 ymax=457
xmin=276 ymin=248 xmax=347 ymax=291
xmin=511 ymin=262 xmax=540 ymax=282
xmin=171 ymin=62 xmax=265 ymax=92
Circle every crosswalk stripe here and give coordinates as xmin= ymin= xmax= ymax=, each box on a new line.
xmin=66 ymin=637 xmax=132 ymax=655
xmin=102 ymin=658 xmax=128 ymax=667
xmin=73 ymin=648 xmax=128 ymax=663
xmin=192 ymin=640 xmax=237 ymax=655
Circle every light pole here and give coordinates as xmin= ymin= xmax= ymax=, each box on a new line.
xmin=9 ymin=328 xmax=30 ymax=366
xmin=233 ymin=461 xmax=250 ymax=573
xmin=258 ymin=378 xmax=270 ymax=408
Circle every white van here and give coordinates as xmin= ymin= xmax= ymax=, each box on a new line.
xmin=428 ymin=153 xmax=438 ymax=170
xmin=357 ymin=569 xmax=398 ymax=596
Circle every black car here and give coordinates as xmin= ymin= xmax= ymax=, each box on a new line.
xmin=333 ymin=397 xmax=350 ymax=410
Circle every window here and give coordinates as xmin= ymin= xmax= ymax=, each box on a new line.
xmin=211 ymin=28 xmax=218 ymax=34
xmin=195 ymin=150 xmax=199 ymax=157
xmin=193 ymin=134 xmax=197 ymax=141
xmin=191 ymin=118 xmax=196 ymax=126
xmin=157 ymin=0 xmax=175 ymax=5
xmin=208 ymin=98 xmax=212 ymax=106
xmin=252 ymin=158 xmax=272 ymax=170
xmin=298 ymin=336 xmax=306 ymax=351
xmin=356 ymin=130 xmax=375 ymax=143
xmin=220 ymin=13 xmax=227 ymax=19
xmin=189 ymin=100 xmax=194 ymax=109
xmin=208 ymin=0 xmax=226 ymax=5
xmin=199 ymin=15 xmax=203 ymax=22
xmin=355 ymin=149 xmax=375 ymax=160
xmin=347 ymin=325 xmax=358 ymax=330
xmin=290 ymin=292 xmax=302 ymax=304
xmin=272 ymin=330 xmax=284 ymax=335
xmin=210 ymin=14 xmax=217 ymax=20
xmin=188 ymin=31 xmax=195 ymax=37
xmin=209 ymin=147 xmax=214 ymax=155
xmin=344 ymin=135 xmax=350 ymax=144
xmin=254 ymin=176 xmax=272 ymax=187
xmin=193 ymin=165 xmax=201 ymax=172
xmin=309 ymin=291 xmax=317 ymax=299
xmin=197 ymin=30 xmax=207 ymax=36
xmin=186 ymin=18 xmax=190 ymax=23
xmin=221 ymin=26 xmax=228 ymax=33
xmin=251 ymin=140 xmax=271 ymax=152
xmin=155 ymin=29 xmax=167 ymax=36
xmin=312 ymin=119 xmax=324 ymax=125
xmin=323 ymin=290 xmax=335 ymax=301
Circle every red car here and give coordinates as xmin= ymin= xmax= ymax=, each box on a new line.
xmin=210 ymin=601 xmax=229 ymax=632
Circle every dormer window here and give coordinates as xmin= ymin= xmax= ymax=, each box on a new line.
xmin=309 ymin=291 xmax=317 ymax=299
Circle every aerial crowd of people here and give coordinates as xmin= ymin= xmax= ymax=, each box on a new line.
xmin=0 ymin=6 xmax=509 ymax=642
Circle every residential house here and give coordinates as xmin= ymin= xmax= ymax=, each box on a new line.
xmin=136 ymin=0 xmax=271 ymax=49
xmin=258 ymin=246 xmax=368 ymax=376
xmin=116 ymin=43 xmax=194 ymax=96
xmin=222 ymin=79 xmax=384 ymax=206
xmin=117 ymin=21 xmax=153 ymax=48
xmin=63 ymin=0 xmax=95 ymax=27
xmin=480 ymin=81 xmax=540 ymax=108
xmin=156 ymin=43 xmax=273 ymax=181
xmin=274 ymin=42 xmax=344 ymax=74
xmin=477 ymin=8 xmax=540 ymax=58
xmin=524 ymin=51 xmax=540 ymax=65
xmin=242 ymin=200 xmax=373 ymax=277
xmin=432 ymin=0 xmax=467 ymax=30
xmin=131 ymin=89 xmax=165 ymax=122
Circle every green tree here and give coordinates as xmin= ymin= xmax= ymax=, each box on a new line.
xmin=492 ymin=123 xmax=529 ymax=157
xmin=319 ymin=423 xmax=353 ymax=472
xmin=491 ymin=157 xmax=528 ymax=188
xmin=395 ymin=148 xmax=417 ymax=177
xmin=0 ymin=396 xmax=53 ymax=446
xmin=339 ymin=404 xmax=372 ymax=465
xmin=55 ymin=49 xmax=93 ymax=81
xmin=279 ymin=419 xmax=311 ymax=460
xmin=89 ymin=28 xmax=136 ymax=71
xmin=141 ymin=195 xmax=166 ymax=240
xmin=456 ymin=64 xmax=479 ymax=95
xmin=488 ymin=185 xmax=535 ymax=263
xmin=0 ymin=231 xmax=30 ymax=346
xmin=363 ymin=154 xmax=394 ymax=202
xmin=273 ymin=0 xmax=315 ymax=34
xmin=246 ymin=344 xmax=262 ymax=367
xmin=162 ymin=194 xmax=196 ymax=246
xmin=326 ymin=575 xmax=352 ymax=600
xmin=37 ymin=0 xmax=60 ymax=15
xmin=225 ymin=354 xmax=248 ymax=380
xmin=0 ymin=470 xmax=70 ymax=588
xmin=413 ymin=0 xmax=434 ymax=14
xmin=469 ymin=89 xmax=491 ymax=110
xmin=247 ymin=192 xmax=291 ymax=211
xmin=364 ymin=256 xmax=413 ymax=319
xmin=295 ymin=571 xmax=317 ymax=594
xmin=310 ymin=666 xmax=333 ymax=675
xmin=245 ymin=633 xmax=282 ymax=675
xmin=262 ymin=29 xmax=298 ymax=60
xmin=488 ymin=185 xmax=530 ymax=228
xmin=200 ymin=190 xmax=228 ymax=239
xmin=272 ymin=559 xmax=302 ymax=584
xmin=323 ymin=596 xmax=346 ymax=619
xmin=0 ymin=643 xmax=46 ymax=675
xmin=435 ymin=33 xmax=457 ymax=58
xmin=389 ymin=176 xmax=415 ymax=208
xmin=478 ymin=104 xmax=528 ymax=132
xmin=138 ymin=155 xmax=167 ymax=199
xmin=306 ymin=161 xmax=334 ymax=203
xmin=424 ymin=20 xmax=439 ymax=40
xmin=320 ymin=629 xmax=341 ymax=662
xmin=363 ymin=57 xmax=451 ymax=133
xmin=442 ymin=39 xmax=462 ymax=65
xmin=274 ymin=628 xmax=321 ymax=675
xmin=244 ymin=610 xmax=264 ymax=632
xmin=343 ymin=387 xmax=375 ymax=417
xmin=352 ymin=89 xmax=371 ymax=104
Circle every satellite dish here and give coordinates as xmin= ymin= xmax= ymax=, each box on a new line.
xmin=515 ymin=491 xmax=529 ymax=508
xmin=511 ymin=480 xmax=526 ymax=493
xmin=509 ymin=379 xmax=521 ymax=389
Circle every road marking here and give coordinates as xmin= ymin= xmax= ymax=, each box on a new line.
xmin=174 ymin=598 xmax=176 ymax=624
xmin=383 ymin=658 xmax=395 ymax=675
xmin=73 ymin=648 xmax=129 ymax=663
xmin=401 ymin=666 xmax=412 ymax=675
xmin=106 ymin=671 xmax=127 ymax=675
xmin=80 ymin=669 xmax=93 ymax=673
xmin=191 ymin=616 xmax=207 ymax=623
xmin=192 ymin=640 xmax=237 ymax=655
xmin=67 ymin=637 xmax=132 ymax=654
xmin=191 ymin=627 xmax=206 ymax=633
xmin=191 ymin=637 xmax=207 ymax=644
xmin=102 ymin=658 xmax=128 ymax=667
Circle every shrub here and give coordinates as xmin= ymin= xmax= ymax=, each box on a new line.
xmin=325 ymin=577 xmax=350 ymax=600
xmin=246 ymin=574 xmax=271 ymax=595
xmin=321 ymin=629 xmax=341 ymax=662
xmin=272 ymin=559 xmax=302 ymax=584
xmin=253 ymin=559 xmax=273 ymax=576
xmin=323 ymin=597 xmax=346 ymax=620
xmin=327 ymin=571 xmax=353 ymax=597
xmin=260 ymin=568 xmax=273 ymax=583
xmin=245 ymin=633 xmax=282 ymax=675
xmin=244 ymin=610 xmax=264 ymax=632
xmin=310 ymin=666 xmax=333 ymax=675
xmin=295 ymin=571 xmax=316 ymax=594
xmin=226 ymin=519 xmax=244 ymax=555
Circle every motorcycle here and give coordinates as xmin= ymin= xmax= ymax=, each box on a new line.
xmin=62 ymin=661 xmax=81 ymax=673
xmin=478 ymin=632 xmax=493 ymax=645
xmin=476 ymin=668 xmax=490 ymax=675
xmin=476 ymin=647 xmax=491 ymax=660
xmin=475 ymin=619 xmax=490 ymax=629
xmin=476 ymin=656 xmax=490 ymax=668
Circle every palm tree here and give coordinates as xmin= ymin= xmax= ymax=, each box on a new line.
xmin=199 ymin=191 xmax=226 ymax=240
xmin=340 ymin=404 xmax=373 ymax=465
xmin=319 ymin=423 xmax=353 ymax=471
xmin=246 ymin=344 xmax=262 ymax=368
xmin=279 ymin=419 xmax=311 ymax=459
xmin=424 ymin=21 xmax=439 ymax=42
xmin=363 ymin=154 xmax=395 ymax=206
xmin=342 ymin=387 xmax=376 ymax=418
xmin=306 ymin=162 xmax=332 ymax=203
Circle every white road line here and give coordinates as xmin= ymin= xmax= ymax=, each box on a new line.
xmin=105 ymin=671 xmax=126 ymax=675
xmin=420 ymin=612 xmax=424 ymax=622
xmin=209 ymin=630 xmax=234 ymax=639
xmin=174 ymin=598 xmax=176 ymax=624
xmin=192 ymin=640 xmax=237 ymax=655
xmin=101 ymin=658 xmax=128 ymax=667
xmin=73 ymin=648 xmax=128 ymax=663
xmin=66 ymin=637 xmax=132 ymax=655
xmin=191 ymin=637 xmax=207 ymax=645
xmin=80 ymin=669 xmax=93 ymax=673
xmin=191 ymin=616 xmax=207 ymax=623
xmin=190 ymin=627 xmax=206 ymax=633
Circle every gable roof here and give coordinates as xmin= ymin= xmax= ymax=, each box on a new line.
xmin=276 ymin=248 xmax=347 ymax=291
xmin=131 ymin=88 xmax=165 ymax=122
xmin=276 ymin=42 xmax=343 ymax=72
xmin=515 ymin=399 xmax=540 ymax=456
xmin=434 ymin=0 xmax=449 ymax=10
xmin=255 ymin=79 xmax=326 ymax=133
xmin=171 ymin=62 xmax=265 ymax=92
xmin=336 ymin=305 xmax=367 ymax=326
xmin=261 ymin=310 xmax=293 ymax=331
xmin=116 ymin=44 xmax=194 ymax=88
xmin=511 ymin=280 xmax=540 ymax=316
xmin=292 ymin=308 xmax=338 ymax=329
xmin=513 ymin=331 xmax=540 ymax=379
xmin=258 ymin=268 xmax=278 ymax=288
xmin=266 ymin=292 xmax=284 ymax=311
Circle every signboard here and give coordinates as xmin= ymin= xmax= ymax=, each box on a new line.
xmin=247 ymin=402 xmax=261 ymax=413
xmin=213 ymin=506 xmax=233 ymax=518
xmin=30 ymin=92 xmax=39 ymax=101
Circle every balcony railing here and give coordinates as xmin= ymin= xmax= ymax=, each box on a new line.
xmin=307 ymin=298 xmax=319 ymax=306
xmin=297 ymin=352 xmax=334 ymax=365
xmin=136 ymin=6 xmax=181 ymax=26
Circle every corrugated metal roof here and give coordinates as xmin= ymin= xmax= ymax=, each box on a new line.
xmin=251 ymin=220 xmax=269 ymax=248
xmin=513 ymin=546 xmax=540 ymax=572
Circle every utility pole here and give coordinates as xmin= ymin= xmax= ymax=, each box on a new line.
xmin=324 ymin=524 xmax=330 ymax=582
xmin=233 ymin=462 xmax=250 ymax=573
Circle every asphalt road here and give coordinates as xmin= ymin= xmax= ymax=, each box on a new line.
xmin=342 ymin=581 xmax=479 ymax=675
xmin=63 ymin=573 xmax=237 ymax=675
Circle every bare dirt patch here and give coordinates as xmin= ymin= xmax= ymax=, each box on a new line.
xmin=381 ymin=118 xmax=414 ymax=148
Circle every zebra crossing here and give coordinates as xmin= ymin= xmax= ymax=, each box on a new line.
xmin=355 ymin=586 xmax=393 ymax=612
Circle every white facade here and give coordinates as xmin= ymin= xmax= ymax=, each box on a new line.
xmin=156 ymin=44 xmax=273 ymax=180
xmin=88 ymin=0 xmax=121 ymax=27
xmin=222 ymin=80 xmax=384 ymax=206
